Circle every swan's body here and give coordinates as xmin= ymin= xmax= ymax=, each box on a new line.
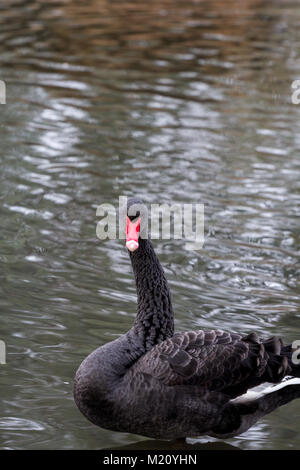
xmin=74 ymin=198 xmax=300 ymax=439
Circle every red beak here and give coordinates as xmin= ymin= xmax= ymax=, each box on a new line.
xmin=126 ymin=216 xmax=140 ymax=252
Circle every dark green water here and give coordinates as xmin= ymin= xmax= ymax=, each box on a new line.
xmin=0 ymin=0 xmax=300 ymax=450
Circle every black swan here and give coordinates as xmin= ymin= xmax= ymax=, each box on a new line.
xmin=74 ymin=197 xmax=300 ymax=440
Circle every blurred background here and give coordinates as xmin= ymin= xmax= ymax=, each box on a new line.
xmin=0 ymin=0 xmax=300 ymax=450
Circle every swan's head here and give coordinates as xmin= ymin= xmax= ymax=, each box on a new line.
xmin=126 ymin=197 xmax=145 ymax=252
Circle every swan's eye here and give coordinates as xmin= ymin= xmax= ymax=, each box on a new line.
xmin=126 ymin=216 xmax=140 ymax=252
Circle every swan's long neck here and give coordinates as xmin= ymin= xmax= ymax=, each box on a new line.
xmin=129 ymin=238 xmax=174 ymax=350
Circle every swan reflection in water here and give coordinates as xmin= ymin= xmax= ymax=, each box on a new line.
xmin=102 ymin=438 xmax=240 ymax=451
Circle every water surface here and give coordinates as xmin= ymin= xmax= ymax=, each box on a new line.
xmin=0 ymin=0 xmax=300 ymax=450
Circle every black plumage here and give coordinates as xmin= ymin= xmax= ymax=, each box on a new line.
xmin=74 ymin=198 xmax=300 ymax=440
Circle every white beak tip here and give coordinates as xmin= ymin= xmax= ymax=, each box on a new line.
xmin=126 ymin=240 xmax=139 ymax=252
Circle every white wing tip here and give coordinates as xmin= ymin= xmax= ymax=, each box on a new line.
xmin=231 ymin=376 xmax=300 ymax=404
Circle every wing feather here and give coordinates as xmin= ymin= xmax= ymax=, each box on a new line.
xmin=131 ymin=329 xmax=270 ymax=395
